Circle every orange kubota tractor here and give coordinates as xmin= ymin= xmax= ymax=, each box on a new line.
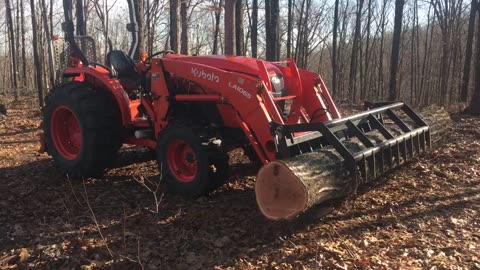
xmin=41 ymin=0 xmax=431 ymax=201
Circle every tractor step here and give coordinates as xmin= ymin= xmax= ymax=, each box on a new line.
xmin=269 ymin=102 xmax=430 ymax=183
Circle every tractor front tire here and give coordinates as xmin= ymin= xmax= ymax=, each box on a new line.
xmin=156 ymin=124 xmax=229 ymax=198
xmin=42 ymin=82 xmax=121 ymax=178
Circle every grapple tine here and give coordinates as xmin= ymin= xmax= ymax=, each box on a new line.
xmin=369 ymin=154 xmax=376 ymax=179
xmin=400 ymin=139 xmax=407 ymax=163
xmin=379 ymin=150 xmax=385 ymax=174
xmin=368 ymin=114 xmax=395 ymax=140
xmin=409 ymin=134 xmax=414 ymax=158
xmin=361 ymin=158 xmax=368 ymax=182
xmin=270 ymin=102 xmax=431 ymax=187
xmin=386 ymin=109 xmax=411 ymax=132
xmin=395 ymin=142 xmax=401 ymax=166
xmin=346 ymin=120 xmax=374 ymax=147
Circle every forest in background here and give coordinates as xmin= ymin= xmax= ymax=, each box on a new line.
xmin=0 ymin=0 xmax=480 ymax=112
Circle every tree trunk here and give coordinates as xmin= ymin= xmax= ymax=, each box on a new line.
xmin=5 ymin=0 xmax=18 ymax=99
xmin=331 ymin=0 xmax=340 ymax=97
xmin=251 ymin=0 xmax=258 ymax=57
xmin=30 ymin=0 xmax=44 ymax=107
xmin=265 ymin=0 xmax=279 ymax=61
xmin=467 ymin=10 xmax=480 ymax=114
xmin=377 ymin=0 xmax=388 ymax=100
xmin=20 ymin=0 xmax=27 ymax=90
xmin=286 ymin=0 xmax=293 ymax=58
xmin=255 ymin=106 xmax=452 ymax=220
xmin=273 ymin=0 xmax=280 ymax=60
xmin=348 ymin=0 xmax=364 ymax=102
xmin=461 ymin=0 xmax=478 ymax=103
xmin=169 ymin=0 xmax=180 ymax=53
xmin=15 ymin=0 xmax=20 ymax=94
xmin=212 ymin=0 xmax=223 ymax=54
xmin=388 ymin=0 xmax=405 ymax=101
xmin=235 ymin=0 xmax=244 ymax=56
xmin=136 ymin=0 xmax=145 ymax=59
xmin=180 ymin=0 xmax=189 ymax=55
xmin=41 ymin=0 xmax=55 ymax=86
xmin=361 ymin=0 xmax=373 ymax=101
xmin=76 ymin=0 xmax=86 ymax=36
xmin=224 ymin=0 xmax=236 ymax=55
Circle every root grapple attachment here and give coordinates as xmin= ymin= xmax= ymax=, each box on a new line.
xmin=270 ymin=102 xmax=431 ymax=186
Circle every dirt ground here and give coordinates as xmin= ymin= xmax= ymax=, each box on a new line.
xmin=0 ymin=97 xmax=479 ymax=269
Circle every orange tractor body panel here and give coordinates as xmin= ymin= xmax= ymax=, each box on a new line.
xmin=57 ymin=53 xmax=343 ymax=165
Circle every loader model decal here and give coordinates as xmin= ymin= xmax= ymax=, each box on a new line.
xmin=228 ymin=81 xmax=252 ymax=99
xmin=191 ymin=67 xmax=220 ymax=83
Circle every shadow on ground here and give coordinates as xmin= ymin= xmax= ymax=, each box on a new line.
xmin=2 ymin=145 xmax=478 ymax=269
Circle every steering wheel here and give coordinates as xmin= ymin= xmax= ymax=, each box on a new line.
xmin=145 ymin=50 xmax=174 ymax=64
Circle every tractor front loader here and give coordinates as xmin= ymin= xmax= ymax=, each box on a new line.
xmin=40 ymin=0 xmax=437 ymax=220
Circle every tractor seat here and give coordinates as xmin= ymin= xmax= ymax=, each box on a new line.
xmin=107 ymin=50 xmax=140 ymax=90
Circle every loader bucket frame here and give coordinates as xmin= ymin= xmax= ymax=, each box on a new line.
xmin=269 ymin=102 xmax=431 ymax=187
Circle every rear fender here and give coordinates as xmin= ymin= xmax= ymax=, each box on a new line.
xmin=63 ymin=67 xmax=132 ymax=126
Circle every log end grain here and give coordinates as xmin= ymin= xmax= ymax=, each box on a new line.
xmin=255 ymin=161 xmax=308 ymax=220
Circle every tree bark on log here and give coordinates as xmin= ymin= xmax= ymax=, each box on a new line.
xmin=255 ymin=106 xmax=452 ymax=220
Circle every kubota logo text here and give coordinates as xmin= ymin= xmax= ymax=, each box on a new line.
xmin=228 ymin=81 xmax=252 ymax=99
xmin=191 ymin=68 xmax=220 ymax=83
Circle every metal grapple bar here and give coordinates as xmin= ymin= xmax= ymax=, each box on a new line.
xmin=269 ymin=102 xmax=431 ymax=184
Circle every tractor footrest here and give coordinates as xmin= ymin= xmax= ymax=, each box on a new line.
xmin=269 ymin=102 xmax=431 ymax=184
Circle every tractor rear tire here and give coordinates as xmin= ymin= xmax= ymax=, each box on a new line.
xmin=156 ymin=124 xmax=229 ymax=198
xmin=42 ymin=81 xmax=121 ymax=178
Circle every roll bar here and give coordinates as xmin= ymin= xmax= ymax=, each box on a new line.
xmin=126 ymin=0 xmax=140 ymax=59
xmin=61 ymin=0 xmax=141 ymax=64
xmin=62 ymin=0 xmax=89 ymax=65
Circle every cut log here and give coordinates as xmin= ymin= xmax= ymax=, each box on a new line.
xmin=255 ymin=106 xmax=452 ymax=220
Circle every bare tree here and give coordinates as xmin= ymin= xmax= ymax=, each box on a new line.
xmin=286 ymin=0 xmax=293 ymax=58
xmin=180 ymin=0 xmax=189 ymax=54
xmin=224 ymin=0 xmax=235 ymax=55
xmin=212 ymin=0 xmax=223 ymax=54
xmin=30 ymin=0 xmax=45 ymax=107
xmin=20 ymin=0 xmax=27 ymax=89
xmin=461 ymin=0 xmax=478 ymax=103
xmin=265 ymin=0 xmax=279 ymax=61
xmin=331 ymin=0 xmax=340 ymax=96
xmin=348 ymin=0 xmax=364 ymax=101
xmin=251 ymin=0 xmax=257 ymax=57
xmin=92 ymin=0 xmax=116 ymax=61
xmin=5 ymin=0 xmax=18 ymax=99
xmin=170 ymin=0 xmax=180 ymax=53
xmin=388 ymin=0 xmax=405 ymax=101
xmin=467 ymin=7 xmax=480 ymax=114
xmin=432 ymin=0 xmax=463 ymax=104
xmin=76 ymin=0 xmax=87 ymax=35
xmin=15 ymin=0 xmax=20 ymax=87
xmin=41 ymin=0 xmax=55 ymax=86
xmin=235 ymin=0 xmax=244 ymax=55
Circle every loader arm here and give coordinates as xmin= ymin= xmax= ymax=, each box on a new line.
xmin=151 ymin=55 xmax=351 ymax=165
xmin=157 ymin=57 xmax=280 ymax=163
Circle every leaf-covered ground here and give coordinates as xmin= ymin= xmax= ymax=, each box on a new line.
xmin=1 ymin=97 xmax=479 ymax=269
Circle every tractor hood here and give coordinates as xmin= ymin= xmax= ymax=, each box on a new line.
xmin=163 ymin=54 xmax=281 ymax=79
